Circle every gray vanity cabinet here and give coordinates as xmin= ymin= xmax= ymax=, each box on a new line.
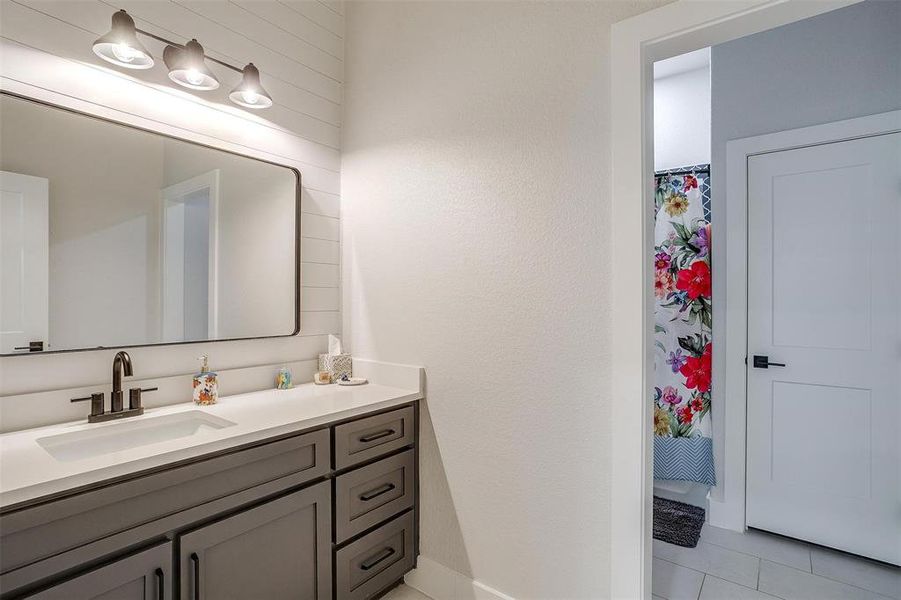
xmin=178 ymin=483 xmax=331 ymax=600
xmin=24 ymin=542 xmax=171 ymax=600
xmin=0 ymin=402 xmax=418 ymax=600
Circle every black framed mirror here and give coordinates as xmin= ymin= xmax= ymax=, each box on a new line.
xmin=0 ymin=91 xmax=300 ymax=355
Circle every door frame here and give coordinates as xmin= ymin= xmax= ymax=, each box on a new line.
xmin=159 ymin=169 xmax=220 ymax=341
xmin=609 ymin=1 xmax=861 ymax=597
xmin=710 ymin=110 xmax=901 ymax=532
xmin=0 ymin=171 xmax=49 ymax=354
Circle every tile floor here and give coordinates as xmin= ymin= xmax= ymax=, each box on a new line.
xmin=653 ymin=524 xmax=901 ymax=600
xmin=383 ymin=584 xmax=433 ymax=600
xmin=383 ymin=527 xmax=901 ymax=600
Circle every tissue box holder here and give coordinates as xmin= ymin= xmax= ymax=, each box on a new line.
xmin=319 ymin=353 xmax=352 ymax=380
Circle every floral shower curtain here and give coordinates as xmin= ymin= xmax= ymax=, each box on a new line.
xmin=652 ymin=166 xmax=716 ymax=486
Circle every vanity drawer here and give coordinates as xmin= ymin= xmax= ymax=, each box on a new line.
xmin=0 ymin=428 xmax=329 ymax=576
xmin=336 ymin=449 xmax=415 ymax=543
xmin=334 ymin=406 xmax=414 ymax=470
xmin=335 ymin=511 xmax=415 ymax=600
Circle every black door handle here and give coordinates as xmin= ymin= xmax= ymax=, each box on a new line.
xmin=752 ymin=355 xmax=786 ymax=369
xmin=360 ymin=547 xmax=396 ymax=571
xmin=190 ymin=553 xmax=200 ymax=600
xmin=359 ymin=483 xmax=396 ymax=501
xmin=155 ymin=568 xmax=165 ymax=600
xmin=359 ymin=429 xmax=395 ymax=443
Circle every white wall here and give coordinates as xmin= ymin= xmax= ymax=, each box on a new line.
xmin=341 ymin=1 xmax=668 ymax=598
xmin=162 ymin=141 xmax=298 ymax=340
xmin=653 ymin=65 xmax=710 ymax=171
xmin=0 ymin=1 xmax=342 ymax=400
xmin=0 ymin=95 xmax=165 ymax=349
xmin=709 ymin=0 xmax=901 ymax=504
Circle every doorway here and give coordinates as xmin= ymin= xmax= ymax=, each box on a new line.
xmin=0 ymin=171 xmax=48 ymax=354
xmin=159 ymin=169 xmax=219 ymax=343
xmin=611 ymin=1 xmax=900 ymax=597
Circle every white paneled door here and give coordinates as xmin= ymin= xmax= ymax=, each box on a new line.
xmin=746 ymin=132 xmax=901 ymax=565
xmin=0 ymin=171 xmax=49 ymax=354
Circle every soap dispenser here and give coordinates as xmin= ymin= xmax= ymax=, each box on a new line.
xmin=193 ymin=354 xmax=219 ymax=405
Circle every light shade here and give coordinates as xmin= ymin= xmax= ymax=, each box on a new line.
xmin=229 ymin=63 xmax=273 ymax=109
xmin=92 ymin=10 xmax=154 ymax=70
xmin=163 ymin=40 xmax=219 ymax=91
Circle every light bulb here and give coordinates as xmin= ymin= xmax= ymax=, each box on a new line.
xmin=111 ymin=43 xmax=139 ymax=63
xmin=92 ymin=11 xmax=154 ymax=69
xmin=185 ymin=69 xmax=204 ymax=86
xmin=229 ymin=63 xmax=272 ymax=109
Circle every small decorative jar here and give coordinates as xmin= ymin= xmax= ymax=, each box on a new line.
xmin=318 ymin=353 xmax=352 ymax=382
xmin=276 ymin=365 xmax=293 ymax=390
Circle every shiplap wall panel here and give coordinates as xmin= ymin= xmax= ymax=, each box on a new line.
xmin=114 ymin=0 xmax=341 ymax=102
xmin=301 ymin=213 xmax=340 ymax=240
xmin=234 ymin=1 xmax=342 ymax=59
xmin=301 ymin=238 xmax=341 ymax=264
xmin=301 ymin=287 xmax=340 ymax=312
xmin=315 ymin=0 xmax=345 ymax=20
xmin=1 ymin=3 xmax=341 ymax=157
xmin=0 ymin=0 xmax=342 ymax=398
xmin=301 ymin=263 xmax=340 ymax=288
xmin=19 ymin=0 xmax=341 ymax=142
xmin=12 ymin=0 xmax=342 ymax=129
xmin=303 ymin=189 xmax=340 ymax=218
xmin=178 ymin=0 xmax=342 ymax=77
xmin=279 ymin=0 xmax=344 ymax=39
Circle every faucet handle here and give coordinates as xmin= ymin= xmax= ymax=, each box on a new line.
xmin=128 ymin=387 xmax=158 ymax=410
xmin=72 ymin=393 xmax=105 ymax=417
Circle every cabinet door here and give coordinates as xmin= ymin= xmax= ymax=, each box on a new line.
xmin=25 ymin=542 xmax=171 ymax=600
xmin=179 ymin=483 xmax=331 ymax=600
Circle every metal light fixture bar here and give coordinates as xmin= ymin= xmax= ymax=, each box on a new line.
xmin=92 ymin=10 xmax=272 ymax=110
xmin=136 ymin=29 xmax=242 ymax=74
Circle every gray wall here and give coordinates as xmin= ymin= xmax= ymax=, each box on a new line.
xmin=709 ymin=0 xmax=901 ymax=501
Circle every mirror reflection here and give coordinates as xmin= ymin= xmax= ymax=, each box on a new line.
xmin=0 ymin=94 xmax=298 ymax=354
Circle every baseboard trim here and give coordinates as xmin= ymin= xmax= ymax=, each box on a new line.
xmin=708 ymin=497 xmax=744 ymax=532
xmin=405 ymin=557 xmax=515 ymax=600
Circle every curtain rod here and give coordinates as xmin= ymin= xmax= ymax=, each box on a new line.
xmin=655 ymin=164 xmax=710 ymax=177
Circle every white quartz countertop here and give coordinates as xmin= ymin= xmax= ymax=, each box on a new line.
xmin=0 ymin=382 xmax=421 ymax=509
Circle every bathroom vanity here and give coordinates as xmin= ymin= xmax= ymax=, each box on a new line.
xmin=0 ymin=385 xmax=420 ymax=600
xmin=0 ymin=86 xmax=423 ymax=599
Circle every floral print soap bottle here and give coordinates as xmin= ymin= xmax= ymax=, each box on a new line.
xmin=193 ymin=354 xmax=219 ymax=405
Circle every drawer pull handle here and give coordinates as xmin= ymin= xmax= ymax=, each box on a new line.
xmin=359 ymin=429 xmax=395 ymax=443
xmin=190 ymin=553 xmax=200 ymax=600
xmin=360 ymin=547 xmax=396 ymax=571
xmin=155 ymin=568 xmax=165 ymax=600
xmin=359 ymin=483 xmax=396 ymax=501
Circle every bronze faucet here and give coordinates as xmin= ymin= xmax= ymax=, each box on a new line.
xmin=111 ymin=351 xmax=134 ymax=412
xmin=71 ymin=351 xmax=156 ymax=423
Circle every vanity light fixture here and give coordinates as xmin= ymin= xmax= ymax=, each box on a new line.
xmin=91 ymin=9 xmax=273 ymax=109
xmin=92 ymin=10 xmax=154 ymax=70
xmin=229 ymin=63 xmax=273 ymax=109
xmin=163 ymin=40 xmax=219 ymax=91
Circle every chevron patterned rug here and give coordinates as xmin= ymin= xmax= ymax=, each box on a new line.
xmin=653 ymin=496 xmax=705 ymax=548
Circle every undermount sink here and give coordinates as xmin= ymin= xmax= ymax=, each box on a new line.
xmin=37 ymin=411 xmax=237 ymax=462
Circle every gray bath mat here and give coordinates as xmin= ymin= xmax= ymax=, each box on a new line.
xmin=653 ymin=496 xmax=705 ymax=548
